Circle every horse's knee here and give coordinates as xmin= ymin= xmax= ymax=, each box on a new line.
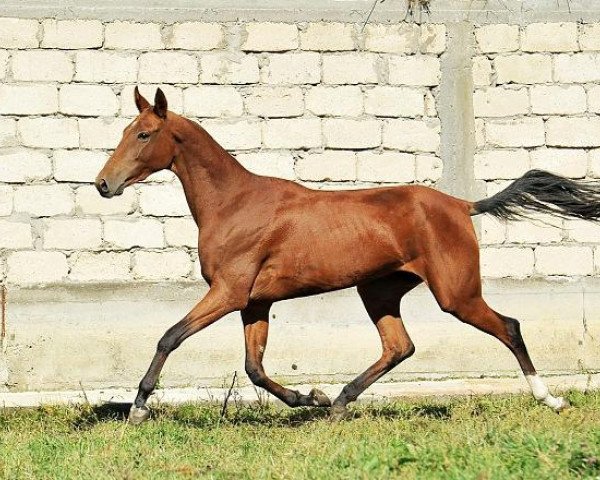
xmin=386 ymin=342 xmax=415 ymax=367
xmin=245 ymin=362 xmax=267 ymax=387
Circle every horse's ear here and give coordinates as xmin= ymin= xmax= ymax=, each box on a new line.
xmin=153 ymin=88 xmax=168 ymax=119
xmin=134 ymin=86 xmax=151 ymax=113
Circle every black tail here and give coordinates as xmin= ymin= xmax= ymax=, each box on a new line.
xmin=472 ymin=170 xmax=600 ymax=221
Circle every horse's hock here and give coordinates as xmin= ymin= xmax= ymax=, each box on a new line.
xmin=1 ymin=0 xmax=600 ymax=393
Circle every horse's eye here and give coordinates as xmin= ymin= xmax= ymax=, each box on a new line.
xmin=137 ymin=131 xmax=150 ymax=141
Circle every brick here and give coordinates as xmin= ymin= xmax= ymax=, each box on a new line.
xmin=105 ymin=22 xmax=163 ymax=50
xmin=75 ymin=51 xmax=138 ymax=83
xmin=0 ymin=221 xmax=32 ymax=249
xmin=416 ymin=155 xmax=442 ymax=182
xmin=236 ymin=152 xmax=295 ymax=180
xmin=589 ymin=149 xmax=600 ymax=178
xmin=530 ymin=85 xmax=586 ymax=114
xmin=0 ymin=119 xmax=17 ymax=147
xmin=554 ymin=53 xmax=600 ymax=83
xmin=323 ymin=119 xmax=381 ymax=149
xmin=79 ymin=118 xmax=131 ymax=149
xmin=170 ymin=23 xmax=224 ymax=50
xmin=262 ymin=53 xmax=320 ymax=85
xmin=473 ymin=87 xmax=529 ymax=118
xmin=12 ymin=51 xmax=73 ymax=82
xmin=505 ymin=215 xmax=562 ymax=244
xmin=59 ymin=84 xmax=119 ymax=117
xmin=546 ymin=117 xmax=600 ymax=148
xmin=479 ymin=216 xmax=505 ymax=245
xmin=567 ymin=220 xmax=600 ymax=242
xmin=383 ymin=119 xmax=440 ymax=153
xmin=243 ymin=23 xmax=298 ymax=51
xmin=133 ymin=250 xmax=191 ymax=280
xmin=475 ymin=119 xmax=485 ymax=148
xmin=494 ymin=55 xmax=552 ymax=84
xmin=120 ymin=84 xmax=183 ymax=116
xmin=0 ymin=50 xmax=8 ymax=80
xmin=364 ymin=86 xmax=424 ymax=117
xmin=42 ymin=19 xmax=103 ymax=49
xmin=475 ymin=24 xmax=519 ymax=53
xmin=296 ymin=151 xmax=356 ymax=181
xmin=472 ymin=56 xmax=492 ymax=87
xmin=19 ymin=118 xmax=79 ymax=149
xmin=364 ymin=24 xmax=419 ymax=53
xmin=164 ymin=218 xmax=197 ymax=247
xmin=202 ymin=119 xmax=262 ymax=150
xmin=7 ymin=251 xmax=68 ymax=284
xmin=76 ymin=185 xmax=136 ymax=216
xmin=530 ymin=148 xmax=587 ymax=178
xmin=263 ymin=118 xmax=321 ymax=149
xmin=0 ymin=18 xmax=39 ymax=48
xmin=0 ymin=84 xmax=58 ymax=115
xmin=0 ymin=186 xmax=13 ymax=216
xmin=14 ymin=185 xmax=73 ymax=217
xmin=43 ymin=219 xmax=102 ymax=250
xmin=589 ymin=85 xmax=600 ymax=113
xmin=388 ymin=56 xmax=440 ymax=86
xmin=53 ymin=150 xmax=108 ymax=183
xmin=322 ymin=54 xmax=378 ymax=84
xmin=485 ymin=118 xmax=545 ymax=148
xmin=305 ymin=86 xmax=363 ymax=117
xmin=356 ymin=152 xmax=415 ymax=183
xmin=139 ymin=52 xmax=199 ymax=83
xmin=580 ymin=24 xmax=600 ymax=50
xmin=201 ymin=54 xmax=259 ymax=84
xmin=69 ymin=252 xmax=131 ymax=282
xmin=420 ymin=24 xmax=446 ymax=54
xmin=0 ymin=148 xmax=52 ymax=183
xmin=474 ymin=149 xmax=530 ymax=180
xmin=522 ymin=22 xmax=578 ymax=52
xmin=300 ymin=23 xmax=355 ymax=51
xmin=104 ymin=218 xmax=164 ymax=249
xmin=139 ymin=184 xmax=190 ymax=216
xmin=535 ymin=246 xmax=593 ymax=276
xmin=480 ymin=247 xmax=534 ymax=278
xmin=183 ymin=86 xmax=243 ymax=117
xmin=245 ymin=87 xmax=304 ymax=118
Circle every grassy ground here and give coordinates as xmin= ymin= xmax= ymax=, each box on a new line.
xmin=1 ymin=390 xmax=600 ymax=479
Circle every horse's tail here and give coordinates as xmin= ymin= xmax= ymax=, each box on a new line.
xmin=470 ymin=169 xmax=600 ymax=221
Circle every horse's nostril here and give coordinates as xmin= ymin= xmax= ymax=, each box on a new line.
xmin=99 ymin=179 xmax=109 ymax=193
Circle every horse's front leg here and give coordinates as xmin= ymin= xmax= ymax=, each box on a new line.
xmin=128 ymin=283 xmax=246 ymax=424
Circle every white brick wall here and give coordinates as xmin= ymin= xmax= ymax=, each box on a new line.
xmin=2 ymin=17 xmax=599 ymax=285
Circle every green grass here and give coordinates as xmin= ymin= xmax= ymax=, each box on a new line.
xmin=2 ymin=391 xmax=600 ymax=479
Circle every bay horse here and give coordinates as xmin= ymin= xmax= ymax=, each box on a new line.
xmin=96 ymin=88 xmax=600 ymax=424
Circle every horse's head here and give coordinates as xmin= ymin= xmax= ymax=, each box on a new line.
xmin=95 ymin=87 xmax=176 ymax=198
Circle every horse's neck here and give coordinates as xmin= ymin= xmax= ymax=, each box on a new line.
xmin=170 ymin=117 xmax=252 ymax=224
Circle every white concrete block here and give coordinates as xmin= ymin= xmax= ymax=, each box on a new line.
xmin=104 ymin=21 xmax=163 ymax=50
xmin=202 ymin=119 xmax=262 ymax=150
xmin=75 ymin=51 xmax=138 ymax=83
xmin=589 ymin=85 xmax=600 ymax=113
xmin=18 ymin=118 xmax=79 ymax=149
xmin=104 ymin=218 xmax=164 ymax=249
xmin=138 ymin=184 xmax=190 ymax=216
xmin=505 ymin=215 xmax=562 ymax=244
xmin=300 ymin=23 xmax=355 ymax=51
xmin=474 ymin=149 xmax=530 ymax=180
xmin=54 ymin=150 xmax=108 ymax=183
xmin=244 ymin=87 xmax=304 ymax=118
xmin=580 ymin=23 xmax=600 ymax=51
xmin=183 ymin=86 xmax=243 ymax=117
xmin=364 ymin=24 xmax=419 ymax=53
xmin=79 ymin=118 xmax=131 ymax=150
xmin=383 ymin=119 xmax=441 ymax=153
xmin=364 ymin=86 xmax=425 ymax=117
xmin=0 ymin=118 xmax=17 ymax=147
xmin=535 ymin=246 xmax=594 ymax=276
xmin=14 ymin=184 xmax=74 ymax=217
xmin=236 ymin=152 xmax=295 ymax=180
xmin=133 ymin=250 xmax=191 ymax=280
xmin=546 ymin=117 xmax=600 ymax=148
xmin=12 ymin=51 xmax=73 ymax=82
xmin=0 ymin=84 xmax=58 ymax=115
xmin=305 ymin=86 xmax=363 ymax=117
xmin=0 ymin=18 xmax=39 ymax=48
xmin=7 ymin=251 xmax=68 ymax=285
xmin=59 ymin=84 xmax=119 ymax=117
xmin=201 ymin=54 xmax=259 ymax=84
xmin=322 ymin=53 xmax=378 ymax=84
xmin=485 ymin=118 xmax=545 ymax=148
xmin=0 ymin=50 xmax=7 ymax=80
xmin=0 ymin=186 xmax=13 ymax=216
xmin=554 ymin=53 xmax=600 ymax=83
xmin=323 ymin=119 xmax=381 ymax=149
xmin=415 ymin=155 xmax=442 ymax=182
xmin=43 ymin=219 xmax=102 ymax=250
xmin=76 ymin=185 xmax=137 ymax=216
xmin=139 ymin=52 xmax=199 ymax=83
xmin=589 ymin=149 xmax=600 ymax=178
xmin=388 ymin=56 xmax=440 ymax=86
xmin=242 ymin=23 xmax=298 ymax=51
xmin=0 ymin=149 xmax=52 ymax=183
xmin=475 ymin=24 xmax=519 ymax=53
xmin=530 ymin=148 xmax=587 ymax=178
xmin=530 ymin=85 xmax=586 ymax=114
xmin=164 ymin=218 xmax=197 ymax=248
xmin=356 ymin=151 xmax=415 ymax=183
xmin=480 ymin=247 xmax=534 ymax=278
xmin=263 ymin=118 xmax=321 ymax=149
xmin=565 ymin=219 xmax=600 ymax=243
xmin=0 ymin=221 xmax=32 ymax=249
xmin=494 ymin=54 xmax=552 ymax=84
xmin=69 ymin=252 xmax=131 ymax=282
xmin=472 ymin=56 xmax=492 ymax=87
xmin=170 ymin=23 xmax=224 ymax=50
xmin=473 ymin=87 xmax=529 ymax=118
xmin=42 ymin=20 xmax=103 ymax=49
xmin=479 ymin=216 xmax=505 ymax=245
xmin=262 ymin=53 xmax=320 ymax=85
xmin=420 ymin=24 xmax=446 ymax=54
xmin=296 ymin=151 xmax=356 ymax=181
xmin=522 ymin=22 xmax=578 ymax=52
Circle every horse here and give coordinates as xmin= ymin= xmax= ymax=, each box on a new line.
xmin=96 ymin=88 xmax=600 ymax=424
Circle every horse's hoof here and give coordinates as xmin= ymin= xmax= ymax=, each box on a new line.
xmin=128 ymin=405 xmax=151 ymax=425
xmin=554 ymin=397 xmax=570 ymax=413
xmin=309 ymin=388 xmax=332 ymax=407
xmin=329 ymin=404 xmax=349 ymax=422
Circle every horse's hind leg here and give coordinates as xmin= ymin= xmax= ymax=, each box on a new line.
xmin=330 ymin=272 xmax=421 ymax=420
xmin=242 ymin=303 xmax=331 ymax=408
